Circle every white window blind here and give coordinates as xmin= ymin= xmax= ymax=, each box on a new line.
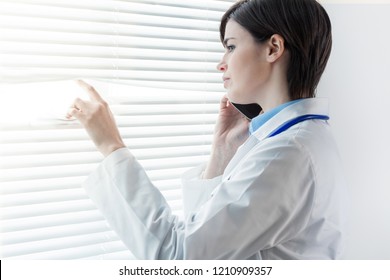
xmin=0 ymin=0 xmax=233 ymax=259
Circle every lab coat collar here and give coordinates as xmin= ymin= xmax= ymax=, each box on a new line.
xmin=222 ymin=98 xmax=329 ymax=180
xmin=251 ymin=98 xmax=329 ymax=141
xmin=249 ymin=99 xmax=301 ymax=134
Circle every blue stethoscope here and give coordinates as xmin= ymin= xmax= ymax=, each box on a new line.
xmin=267 ymin=114 xmax=329 ymax=138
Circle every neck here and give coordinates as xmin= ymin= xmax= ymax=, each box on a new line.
xmin=257 ymin=80 xmax=291 ymax=113
xmin=260 ymin=94 xmax=291 ymax=113
xmin=258 ymin=51 xmax=291 ymax=112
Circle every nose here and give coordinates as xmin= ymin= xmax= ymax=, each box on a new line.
xmin=217 ymin=59 xmax=227 ymax=72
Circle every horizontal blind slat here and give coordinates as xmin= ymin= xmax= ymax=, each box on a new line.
xmin=0 ymin=177 xmax=86 ymax=195
xmin=0 ymin=164 xmax=97 ymax=182
xmin=1 ymin=220 xmax=112 ymax=246
xmin=0 ymin=1 xmax=225 ymax=23
xmin=81 ymin=250 xmax=135 ymax=260
xmin=1 ymin=69 xmax=222 ymax=82
xmin=1 ymin=146 xmax=210 ymax=169
xmin=147 ymin=167 xmax=194 ymax=181
xmin=100 ymin=80 xmax=225 ymax=91
xmin=2 ymin=0 xmax=232 ymax=12
xmin=0 ymin=200 xmax=97 ymax=220
xmin=1 ymin=210 xmax=103 ymax=233
xmin=0 ymin=14 xmax=218 ymax=35
xmin=0 ymin=1 xmax=224 ymax=34
xmin=111 ymin=104 xmax=219 ymax=115
xmin=116 ymin=0 xmax=232 ymax=11
xmin=115 ymin=114 xmax=218 ymax=126
xmin=0 ymin=177 xmax=182 ymax=198
xmin=1 ymin=236 xmax=125 ymax=259
xmin=1 ymin=155 xmax=206 ymax=182
xmin=0 ymin=135 xmax=213 ymax=155
xmin=0 ymin=188 xmax=89 ymax=208
xmin=0 ymin=38 xmax=221 ymax=53
xmin=0 ymin=25 xmax=222 ymax=44
xmin=0 ymin=42 xmax=222 ymax=62
xmin=1 ymin=55 xmax=219 ymax=73
xmin=0 ymin=127 xmax=214 ymax=143
xmin=154 ymin=179 xmax=182 ymax=191
xmin=3 ymin=240 xmax=131 ymax=260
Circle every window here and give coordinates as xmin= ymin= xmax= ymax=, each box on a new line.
xmin=0 ymin=0 xmax=233 ymax=259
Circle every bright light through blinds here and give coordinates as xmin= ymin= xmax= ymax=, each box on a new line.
xmin=0 ymin=81 xmax=91 ymax=124
xmin=0 ymin=0 xmax=234 ymax=259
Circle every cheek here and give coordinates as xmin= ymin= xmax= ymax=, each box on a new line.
xmin=231 ymin=65 xmax=268 ymax=102
xmin=229 ymin=60 xmax=247 ymax=85
xmin=232 ymin=61 xmax=258 ymax=88
xmin=244 ymin=59 xmax=268 ymax=86
xmin=230 ymin=52 xmax=259 ymax=80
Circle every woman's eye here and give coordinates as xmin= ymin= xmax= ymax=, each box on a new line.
xmin=226 ymin=45 xmax=235 ymax=52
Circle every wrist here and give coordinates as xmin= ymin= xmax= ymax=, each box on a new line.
xmin=203 ymin=151 xmax=229 ymax=179
xmin=100 ymin=142 xmax=126 ymax=157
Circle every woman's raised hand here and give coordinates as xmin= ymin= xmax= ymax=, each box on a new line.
xmin=67 ymin=80 xmax=126 ymax=157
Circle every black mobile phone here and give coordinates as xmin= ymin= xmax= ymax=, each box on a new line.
xmin=231 ymin=102 xmax=262 ymax=120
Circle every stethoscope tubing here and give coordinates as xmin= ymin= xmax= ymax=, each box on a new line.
xmin=267 ymin=114 xmax=329 ymax=138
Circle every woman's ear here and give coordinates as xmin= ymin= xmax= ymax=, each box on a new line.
xmin=266 ymin=34 xmax=286 ymax=63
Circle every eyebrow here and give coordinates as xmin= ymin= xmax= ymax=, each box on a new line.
xmin=223 ymin=37 xmax=235 ymax=47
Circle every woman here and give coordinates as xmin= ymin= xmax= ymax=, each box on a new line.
xmin=68 ymin=0 xmax=347 ymax=259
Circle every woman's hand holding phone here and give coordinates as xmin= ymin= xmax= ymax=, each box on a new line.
xmin=203 ymin=95 xmax=250 ymax=179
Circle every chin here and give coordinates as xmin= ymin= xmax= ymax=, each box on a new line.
xmin=227 ymin=88 xmax=253 ymax=104
xmin=227 ymin=93 xmax=251 ymax=105
xmin=226 ymin=91 xmax=240 ymax=104
xmin=227 ymin=88 xmax=260 ymax=105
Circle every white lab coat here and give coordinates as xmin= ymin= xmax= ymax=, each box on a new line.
xmin=83 ymin=98 xmax=348 ymax=259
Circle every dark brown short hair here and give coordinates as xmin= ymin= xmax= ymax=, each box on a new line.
xmin=220 ymin=0 xmax=332 ymax=99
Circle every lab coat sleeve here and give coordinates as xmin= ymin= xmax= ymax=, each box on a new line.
xmin=181 ymin=164 xmax=222 ymax=219
xmin=82 ymin=147 xmax=183 ymax=259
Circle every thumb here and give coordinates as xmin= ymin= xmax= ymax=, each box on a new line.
xmin=66 ymin=106 xmax=83 ymax=121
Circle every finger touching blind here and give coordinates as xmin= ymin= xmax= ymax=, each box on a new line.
xmin=0 ymin=0 xmax=233 ymax=259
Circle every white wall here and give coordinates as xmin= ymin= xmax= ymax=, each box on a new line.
xmin=318 ymin=4 xmax=390 ymax=259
